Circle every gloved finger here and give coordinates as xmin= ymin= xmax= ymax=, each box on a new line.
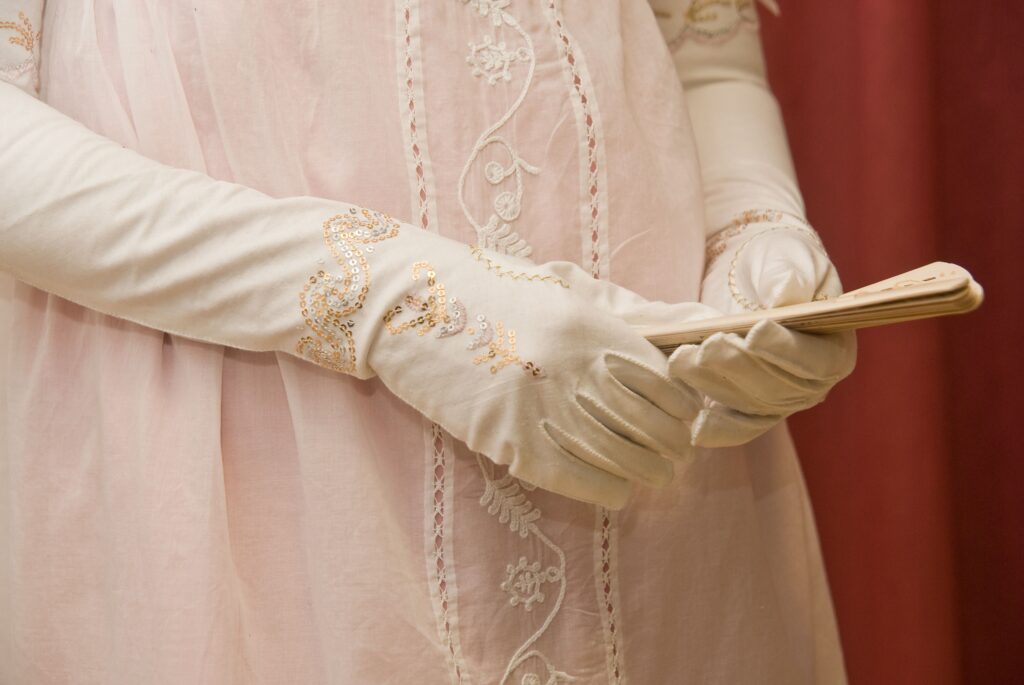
xmin=669 ymin=334 xmax=831 ymax=415
xmin=509 ymin=440 xmax=632 ymax=510
xmin=743 ymin=320 xmax=856 ymax=382
xmin=690 ymin=403 xmax=782 ymax=448
xmin=542 ymin=415 xmax=675 ymax=489
xmin=602 ymin=352 xmax=703 ymax=422
xmin=575 ymin=388 xmax=692 ymax=461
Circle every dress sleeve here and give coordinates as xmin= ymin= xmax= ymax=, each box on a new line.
xmin=0 ymin=1 xmax=43 ymax=95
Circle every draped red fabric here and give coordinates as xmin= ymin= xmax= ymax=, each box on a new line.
xmin=760 ymin=3 xmax=1024 ymax=683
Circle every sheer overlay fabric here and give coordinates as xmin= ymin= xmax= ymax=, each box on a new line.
xmin=0 ymin=2 xmax=844 ymax=682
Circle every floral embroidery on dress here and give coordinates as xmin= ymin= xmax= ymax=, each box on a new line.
xmin=464 ymin=0 xmax=512 ymax=26
xmin=476 ymin=457 xmax=576 ymax=685
xmin=501 ymin=557 xmax=563 ymax=611
xmin=457 ymin=0 xmax=538 ymax=258
xmin=467 ymin=34 xmax=531 ymax=85
xmin=296 ymin=208 xmax=401 ymax=374
xmin=383 ymin=261 xmax=545 ymax=377
xmin=0 ymin=10 xmax=41 ymax=92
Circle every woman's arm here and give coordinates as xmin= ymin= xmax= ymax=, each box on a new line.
xmin=0 ymin=78 xmax=720 ymax=508
xmin=648 ymin=0 xmax=857 ymax=446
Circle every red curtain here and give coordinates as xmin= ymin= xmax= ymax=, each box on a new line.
xmin=760 ymin=3 xmax=1023 ymax=683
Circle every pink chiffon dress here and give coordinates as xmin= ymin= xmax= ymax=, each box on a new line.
xmin=0 ymin=1 xmax=846 ymax=682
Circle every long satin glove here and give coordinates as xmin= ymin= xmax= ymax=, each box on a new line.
xmin=650 ymin=0 xmax=857 ymax=447
xmin=0 ymin=82 xmax=721 ymax=509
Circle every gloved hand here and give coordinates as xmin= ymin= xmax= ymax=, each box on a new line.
xmin=668 ymin=211 xmax=856 ymax=447
xmin=0 ymin=82 xmax=716 ymax=509
xmin=649 ymin=0 xmax=857 ymax=447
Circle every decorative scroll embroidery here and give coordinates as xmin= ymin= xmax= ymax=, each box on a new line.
xmin=0 ymin=10 xmax=41 ymax=92
xmin=383 ymin=261 xmax=545 ymax=377
xmin=457 ymin=0 xmax=538 ymax=258
xmin=706 ymin=209 xmax=830 ymax=311
xmin=660 ymin=0 xmax=779 ymax=49
xmin=296 ymin=209 xmax=401 ymax=374
xmin=477 ymin=457 xmax=575 ymax=685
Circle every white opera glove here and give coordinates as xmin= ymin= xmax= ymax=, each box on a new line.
xmin=0 ymin=82 xmax=715 ymax=509
xmin=0 ymin=0 xmax=42 ymax=95
xmin=651 ymin=0 xmax=857 ymax=447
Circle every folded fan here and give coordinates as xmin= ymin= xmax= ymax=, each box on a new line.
xmin=639 ymin=262 xmax=984 ymax=350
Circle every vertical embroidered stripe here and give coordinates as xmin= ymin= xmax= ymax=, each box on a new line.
xmin=595 ymin=507 xmax=626 ymax=684
xmin=425 ymin=422 xmax=469 ymax=685
xmin=545 ymin=3 xmax=625 ymax=681
xmin=545 ymin=0 xmax=610 ymax=280
xmin=399 ymin=3 xmax=468 ymax=682
xmin=399 ymin=0 xmax=438 ymax=232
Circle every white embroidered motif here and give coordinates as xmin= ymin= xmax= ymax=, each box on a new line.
xmin=501 ymin=557 xmax=563 ymax=611
xmin=465 ymin=0 xmax=512 ymax=26
xmin=479 ymin=469 xmax=543 ymax=538
xmin=477 ymin=457 xmax=576 ymax=685
xmin=457 ymin=0 xmax=537 ymax=258
xmin=467 ymin=34 xmax=531 ymax=85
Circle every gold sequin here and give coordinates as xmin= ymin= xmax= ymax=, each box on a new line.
xmin=296 ymin=208 xmax=401 ymax=373
xmin=705 ymin=209 xmax=787 ymax=268
xmin=385 ymin=261 xmax=544 ymax=377
xmin=0 ymin=11 xmax=39 ymax=53
xmin=668 ymin=0 xmax=761 ymax=45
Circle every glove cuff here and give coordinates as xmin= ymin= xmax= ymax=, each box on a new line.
xmin=702 ymin=209 xmax=838 ymax=313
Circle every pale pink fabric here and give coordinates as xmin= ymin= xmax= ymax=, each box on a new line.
xmin=0 ymin=1 xmax=845 ymax=683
